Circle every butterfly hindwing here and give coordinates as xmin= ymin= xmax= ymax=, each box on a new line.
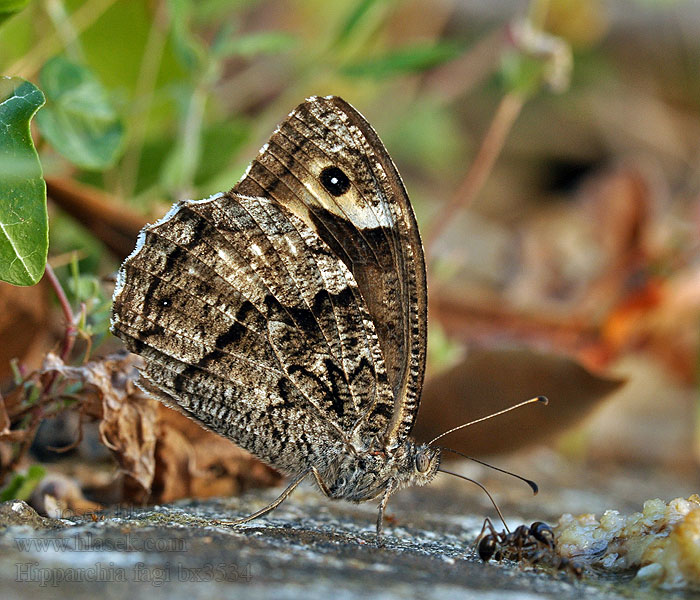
xmin=234 ymin=96 xmax=428 ymax=447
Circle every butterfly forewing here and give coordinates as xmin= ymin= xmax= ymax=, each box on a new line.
xmin=111 ymin=186 xmax=397 ymax=471
xmin=234 ymin=96 xmax=427 ymax=447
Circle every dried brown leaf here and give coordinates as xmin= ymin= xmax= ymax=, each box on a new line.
xmin=0 ymin=396 xmax=11 ymax=436
xmin=0 ymin=391 xmax=33 ymax=469
xmin=0 ymin=281 xmax=52 ymax=382
xmin=413 ymin=347 xmax=624 ymax=455
xmin=41 ymin=352 xmax=159 ymax=495
xmin=152 ymin=406 xmax=281 ymax=503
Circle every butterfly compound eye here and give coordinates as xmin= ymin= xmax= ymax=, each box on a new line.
xmin=415 ymin=451 xmax=430 ymax=473
xmin=320 ymin=166 xmax=351 ymax=196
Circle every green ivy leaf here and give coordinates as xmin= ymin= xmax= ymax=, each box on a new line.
xmin=36 ymin=56 xmax=124 ymax=170
xmin=0 ymin=0 xmax=31 ymax=25
xmin=0 ymin=77 xmax=47 ymax=287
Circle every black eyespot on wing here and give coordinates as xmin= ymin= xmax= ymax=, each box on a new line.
xmin=320 ymin=166 xmax=351 ymax=196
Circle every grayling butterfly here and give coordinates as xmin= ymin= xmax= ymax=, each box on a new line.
xmin=110 ymin=95 xmax=542 ymax=534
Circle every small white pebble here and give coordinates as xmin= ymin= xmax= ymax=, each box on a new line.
xmin=636 ymin=562 xmax=664 ymax=581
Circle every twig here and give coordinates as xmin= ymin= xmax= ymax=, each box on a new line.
xmin=424 ymin=92 xmax=524 ymax=259
xmin=37 ymin=263 xmax=79 ymax=427
xmin=47 ymin=416 xmax=84 ymax=453
xmin=44 ymin=264 xmax=77 ymax=362
xmin=2 ymin=267 xmax=85 ymax=477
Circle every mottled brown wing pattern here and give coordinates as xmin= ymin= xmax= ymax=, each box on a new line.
xmin=111 ymin=190 xmax=395 ymax=472
xmin=234 ymin=96 xmax=427 ymax=447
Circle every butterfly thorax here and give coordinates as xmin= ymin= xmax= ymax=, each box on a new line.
xmin=320 ymin=440 xmax=441 ymax=502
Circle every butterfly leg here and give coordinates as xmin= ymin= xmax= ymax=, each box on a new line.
xmin=214 ymin=468 xmax=310 ymax=527
xmin=376 ymin=479 xmax=398 ymax=539
xmin=310 ymin=466 xmax=333 ymax=497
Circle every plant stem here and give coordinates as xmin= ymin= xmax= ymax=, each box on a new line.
xmin=44 ymin=263 xmax=77 ymax=362
xmin=424 ymin=92 xmax=524 ymax=260
xmin=118 ymin=0 xmax=169 ymax=199
xmin=6 ymin=0 xmax=119 ymax=78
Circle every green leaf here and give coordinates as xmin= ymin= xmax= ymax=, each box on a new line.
xmin=0 ymin=0 xmax=30 ymax=25
xmin=0 ymin=77 xmax=47 ymax=287
xmin=341 ymin=41 xmax=466 ymax=79
xmin=0 ymin=464 xmax=45 ymax=502
xmin=169 ymin=0 xmax=206 ymax=71
xmin=36 ymin=56 xmax=124 ymax=170
xmin=334 ymin=0 xmax=388 ymax=47
xmin=194 ymin=118 xmax=251 ymax=186
xmin=212 ymin=31 xmax=297 ymax=58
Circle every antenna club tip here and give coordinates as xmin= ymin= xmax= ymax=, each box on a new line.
xmin=526 ymin=479 xmax=539 ymax=495
xmin=536 ymin=396 xmax=549 ymax=405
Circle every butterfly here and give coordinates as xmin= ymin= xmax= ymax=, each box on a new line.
xmin=111 ymin=95 xmax=440 ymax=535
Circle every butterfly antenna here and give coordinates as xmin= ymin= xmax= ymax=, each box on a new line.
xmin=439 ymin=446 xmax=538 ymax=494
xmin=427 ymin=396 xmax=548 ymax=446
xmin=438 ymin=468 xmax=511 ymax=533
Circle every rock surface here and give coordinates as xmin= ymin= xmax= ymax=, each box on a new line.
xmin=2 ymin=453 xmax=697 ymax=599
xmin=0 ymin=482 xmax=678 ymax=598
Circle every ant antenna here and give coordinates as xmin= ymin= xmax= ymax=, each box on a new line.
xmin=438 ymin=468 xmax=511 ymax=533
xmin=439 ymin=446 xmax=538 ymax=494
xmin=427 ymin=396 xmax=548 ymax=446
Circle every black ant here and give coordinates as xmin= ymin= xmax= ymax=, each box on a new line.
xmin=477 ymin=518 xmax=583 ymax=578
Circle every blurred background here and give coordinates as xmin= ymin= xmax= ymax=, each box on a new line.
xmin=1 ymin=0 xmax=699 ymax=514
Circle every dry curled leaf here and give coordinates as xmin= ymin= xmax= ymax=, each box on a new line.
xmin=0 ymin=395 xmax=19 ymax=448
xmin=41 ymin=352 xmax=159 ymax=496
xmin=153 ymin=406 xmax=282 ymax=503
xmin=3 ymin=350 xmax=281 ymax=505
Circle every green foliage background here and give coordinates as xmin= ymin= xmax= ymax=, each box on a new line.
xmin=2 ymin=0 xmax=691 ymax=312
xmin=0 ymin=0 xmax=576 ymax=280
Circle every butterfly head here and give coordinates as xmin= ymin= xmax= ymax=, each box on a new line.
xmin=407 ymin=442 xmax=441 ymax=488
xmin=323 ymin=441 xmax=440 ymax=502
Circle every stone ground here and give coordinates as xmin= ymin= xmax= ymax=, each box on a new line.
xmin=1 ymin=454 xmax=698 ymax=599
